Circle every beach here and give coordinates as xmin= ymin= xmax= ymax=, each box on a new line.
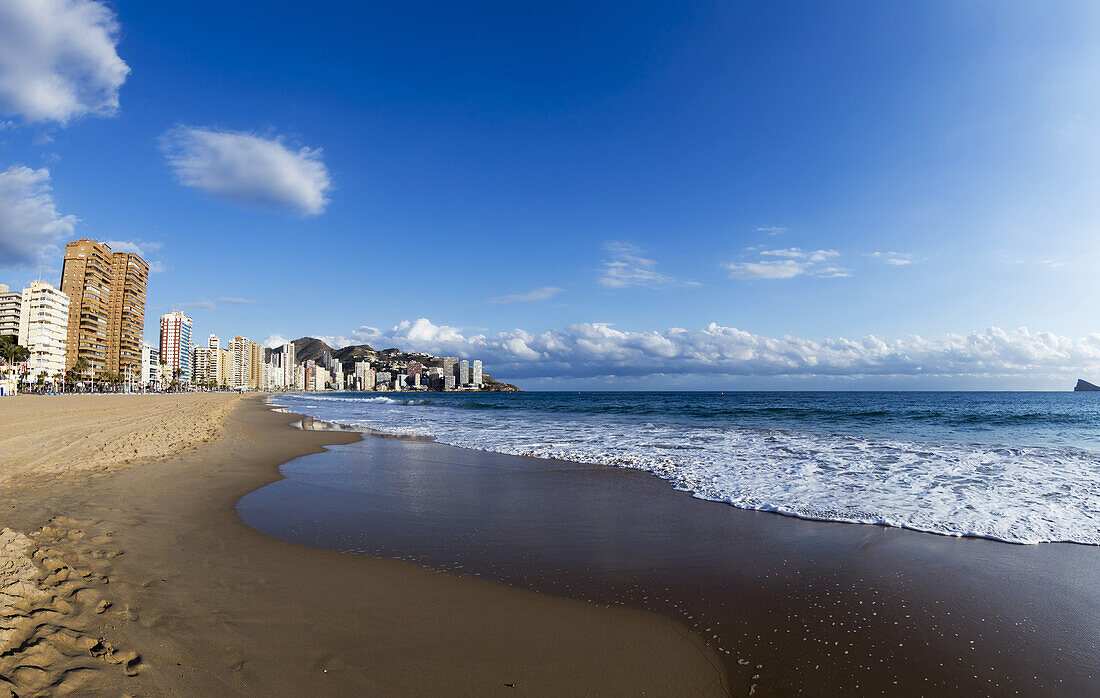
xmin=240 ymin=419 xmax=1100 ymax=696
xmin=0 ymin=395 xmax=726 ymax=696
xmin=4 ymin=393 xmax=1097 ymax=696
xmin=0 ymin=393 xmax=242 ymax=487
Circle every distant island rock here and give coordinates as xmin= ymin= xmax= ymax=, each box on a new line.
xmin=1074 ymin=379 xmax=1100 ymax=392
xmin=289 ymin=336 xmax=522 ymax=392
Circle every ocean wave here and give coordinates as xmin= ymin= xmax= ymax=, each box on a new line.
xmin=296 ymin=394 xmax=429 ymax=407
xmin=269 ymin=393 xmax=1100 ymax=545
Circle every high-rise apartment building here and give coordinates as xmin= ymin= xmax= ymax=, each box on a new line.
xmin=141 ymin=341 xmax=160 ymax=388
xmin=332 ymin=361 xmax=344 ymax=391
xmin=58 ymin=240 xmax=149 ymax=374
xmin=107 ymin=252 xmax=148 ymax=375
xmin=160 ymin=311 xmax=193 ymax=383
xmin=218 ymin=347 xmax=233 ymax=388
xmin=59 ymin=239 xmax=148 ymax=375
xmin=458 ymin=359 xmax=470 ymax=386
xmin=60 ymin=240 xmax=111 ymax=371
xmin=279 ymin=342 xmax=296 ymax=388
xmin=375 ymin=371 xmax=392 ymax=390
xmin=204 ymin=334 xmax=232 ymax=387
xmin=17 ymin=282 xmax=70 ymax=380
xmin=354 ymin=360 xmax=374 ymax=391
xmin=228 ymin=336 xmax=262 ymax=389
xmin=472 ymin=359 xmax=483 ymax=387
xmin=441 ymin=357 xmax=458 ymax=388
xmin=0 ymin=285 xmax=21 ymax=338
xmin=229 ymin=337 xmax=248 ymax=389
xmin=191 ymin=346 xmax=219 ymax=386
xmin=250 ymin=342 xmax=263 ymax=390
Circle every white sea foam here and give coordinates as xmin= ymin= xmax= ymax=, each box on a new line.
xmin=270 ymin=394 xmax=1100 ymax=545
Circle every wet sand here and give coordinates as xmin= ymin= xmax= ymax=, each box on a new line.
xmin=1 ymin=397 xmax=727 ymax=695
xmin=240 ymin=421 xmax=1100 ymax=696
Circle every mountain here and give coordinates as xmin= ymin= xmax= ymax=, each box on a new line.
xmin=333 ymin=344 xmax=381 ymax=363
xmin=1074 ymin=379 xmax=1100 ymax=392
xmin=480 ymin=373 xmax=521 ymax=391
xmin=291 ymin=337 xmax=333 ymax=365
xmin=290 ymin=337 xmax=522 ymax=391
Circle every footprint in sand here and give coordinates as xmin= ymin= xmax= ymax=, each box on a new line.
xmin=0 ymin=526 xmax=142 ymax=694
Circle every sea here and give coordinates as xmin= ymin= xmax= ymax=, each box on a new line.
xmin=269 ymin=391 xmax=1100 ymax=546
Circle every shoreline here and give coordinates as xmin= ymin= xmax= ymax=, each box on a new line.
xmin=1 ymin=394 xmax=728 ymax=695
xmin=241 ymin=407 xmax=1100 ymax=695
xmin=279 ymin=405 xmax=1097 ymax=548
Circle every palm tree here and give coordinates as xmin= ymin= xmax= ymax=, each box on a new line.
xmin=97 ymin=371 xmax=116 ymax=391
xmin=2 ymin=338 xmax=29 ymax=392
xmin=0 ymin=337 xmax=29 ymax=367
xmin=71 ymin=357 xmax=90 ymax=392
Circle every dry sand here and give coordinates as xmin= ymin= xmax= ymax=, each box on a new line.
xmin=0 ymin=393 xmax=243 ymax=486
xmin=0 ymin=394 xmax=727 ymax=696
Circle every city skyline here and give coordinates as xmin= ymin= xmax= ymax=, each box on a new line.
xmin=0 ymin=237 xmax=502 ymax=394
xmin=3 ymin=2 xmax=1100 ymax=389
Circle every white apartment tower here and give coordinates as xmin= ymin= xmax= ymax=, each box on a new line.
xmin=282 ymin=342 xmax=296 ymax=385
xmin=17 ymin=282 xmax=70 ymax=381
xmin=267 ymin=341 xmax=296 ymax=389
xmin=354 ymin=360 xmax=374 ymax=391
xmin=229 ymin=336 xmax=257 ymax=389
xmin=472 ymin=359 xmax=483 ymax=388
xmin=141 ymin=341 xmax=160 ymax=388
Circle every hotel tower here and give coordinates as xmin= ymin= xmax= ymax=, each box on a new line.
xmin=59 ymin=239 xmax=149 ymax=376
xmin=159 ymin=311 xmax=193 ymax=383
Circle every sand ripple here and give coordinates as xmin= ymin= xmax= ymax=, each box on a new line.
xmin=0 ymin=519 xmax=141 ymax=695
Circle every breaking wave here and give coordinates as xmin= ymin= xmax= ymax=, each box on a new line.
xmin=270 ymin=391 xmax=1100 ymax=545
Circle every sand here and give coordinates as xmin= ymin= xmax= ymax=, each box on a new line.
xmin=0 ymin=393 xmax=243 ymax=486
xmin=243 ymin=418 xmax=1100 ymax=695
xmin=0 ymin=395 xmax=728 ymax=696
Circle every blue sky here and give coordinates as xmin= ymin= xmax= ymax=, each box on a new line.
xmin=2 ymin=1 xmax=1100 ymax=388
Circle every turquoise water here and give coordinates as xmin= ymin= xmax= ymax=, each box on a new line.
xmin=272 ymin=391 xmax=1100 ymax=544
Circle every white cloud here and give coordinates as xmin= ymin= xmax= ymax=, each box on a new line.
xmin=105 ymin=239 xmax=162 ymax=257
xmin=148 ymin=260 xmax=167 ymax=274
xmin=487 ymin=286 xmax=564 ymax=304
xmin=998 ymin=255 xmax=1066 ymax=269
xmin=600 ymin=241 xmax=691 ymax=288
xmin=173 ymin=296 xmax=255 ymax=311
xmin=868 ymin=251 xmax=916 ymax=266
xmin=0 ymin=164 xmax=77 ymax=269
xmin=161 ymin=126 xmax=332 ymax=216
xmin=264 ymin=334 xmax=289 ymax=348
xmin=0 ymin=0 xmax=129 ymax=124
xmin=177 ymin=300 xmax=216 ymax=311
xmin=756 ymin=226 xmax=786 ymax=235
xmin=321 ymin=318 xmax=1100 ymax=383
xmin=724 ymin=248 xmax=847 ymax=280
